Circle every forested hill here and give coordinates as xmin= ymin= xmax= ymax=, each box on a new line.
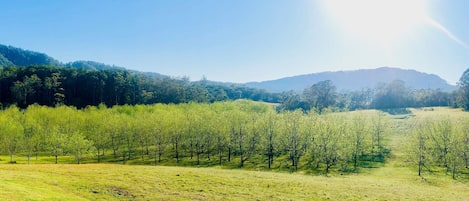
xmin=0 ymin=44 xmax=280 ymax=108
xmin=65 ymin=60 xmax=167 ymax=80
xmin=246 ymin=67 xmax=456 ymax=92
xmin=0 ymin=65 xmax=280 ymax=108
xmin=0 ymin=44 xmax=61 ymax=67
xmin=0 ymin=44 xmax=128 ymax=72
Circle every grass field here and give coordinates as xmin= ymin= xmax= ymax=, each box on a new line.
xmin=1 ymin=107 xmax=469 ymax=200
xmin=0 ymin=163 xmax=468 ymax=200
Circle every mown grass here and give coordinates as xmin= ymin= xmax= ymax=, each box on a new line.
xmin=1 ymin=163 xmax=468 ymax=201
xmin=1 ymin=107 xmax=469 ymax=200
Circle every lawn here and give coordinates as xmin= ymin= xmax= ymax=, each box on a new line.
xmin=0 ymin=163 xmax=468 ymax=200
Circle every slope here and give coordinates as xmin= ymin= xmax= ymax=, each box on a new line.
xmin=246 ymin=67 xmax=456 ymax=92
xmin=0 ymin=44 xmax=61 ymax=67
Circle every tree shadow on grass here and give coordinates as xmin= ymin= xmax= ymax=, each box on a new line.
xmin=379 ymin=108 xmax=412 ymax=115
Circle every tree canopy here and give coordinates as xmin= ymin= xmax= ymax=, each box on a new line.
xmin=0 ymin=65 xmax=281 ymax=108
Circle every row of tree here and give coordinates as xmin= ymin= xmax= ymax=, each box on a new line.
xmin=0 ymin=65 xmax=281 ymax=108
xmin=408 ymin=116 xmax=469 ymax=179
xmin=2 ymin=65 xmax=467 ymax=113
xmin=0 ymin=101 xmax=388 ymax=174
xmin=278 ymin=80 xmax=455 ymax=112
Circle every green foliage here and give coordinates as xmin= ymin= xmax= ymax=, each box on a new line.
xmin=457 ymin=68 xmax=469 ymax=110
xmin=0 ymin=44 xmax=61 ymax=67
xmin=0 ymin=106 xmax=23 ymax=163
xmin=303 ymin=80 xmax=337 ymax=113
xmin=0 ymin=65 xmax=281 ymax=108
xmin=0 ymin=101 xmax=390 ymax=174
xmin=279 ymin=79 xmax=454 ymax=112
xmin=407 ymin=115 xmax=469 ymax=179
xmin=65 ymin=131 xmax=95 ymax=164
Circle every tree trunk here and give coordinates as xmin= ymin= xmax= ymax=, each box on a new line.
xmin=228 ymin=147 xmax=231 ymax=162
xmin=190 ymin=141 xmax=194 ymax=159
xmin=122 ymin=151 xmax=126 ymax=164
xmin=145 ymin=141 xmax=149 ymax=155
xmin=218 ymin=149 xmax=223 ymax=165
xmin=452 ymin=160 xmax=457 ymax=180
xmin=207 ymin=139 xmax=211 ymax=160
xmin=239 ymin=145 xmax=244 ymax=167
xmin=175 ymin=140 xmax=179 ymax=164
xmin=158 ymin=142 xmax=163 ymax=163
xmin=127 ymin=138 xmax=132 ymax=160
xmin=97 ymin=147 xmax=101 ymax=163
xmin=112 ymin=136 xmax=118 ymax=158
xmin=268 ymin=141 xmax=273 ymax=169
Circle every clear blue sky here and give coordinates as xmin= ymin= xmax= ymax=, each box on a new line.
xmin=1 ymin=0 xmax=468 ymax=84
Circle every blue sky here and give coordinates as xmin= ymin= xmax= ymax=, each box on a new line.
xmin=1 ymin=0 xmax=468 ymax=84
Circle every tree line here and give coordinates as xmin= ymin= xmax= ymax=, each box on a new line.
xmin=278 ymin=79 xmax=456 ymax=113
xmin=2 ymin=65 xmax=468 ymax=114
xmin=0 ymin=101 xmax=389 ymax=174
xmin=0 ymin=65 xmax=281 ymax=108
xmin=278 ymin=68 xmax=469 ymax=113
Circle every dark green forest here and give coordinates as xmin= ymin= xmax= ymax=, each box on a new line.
xmin=0 ymin=65 xmax=281 ymax=108
xmin=1 ymin=65 xmax=465 ymax=111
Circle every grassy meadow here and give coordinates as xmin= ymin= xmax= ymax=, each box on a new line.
xmin=1 ymin=107 xmax=469 ymax=200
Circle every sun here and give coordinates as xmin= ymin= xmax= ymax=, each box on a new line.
xmin=324 ymin=0 xmax=428 ymax=46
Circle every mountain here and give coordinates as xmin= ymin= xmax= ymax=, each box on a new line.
xmin=246 ymin=67 xmax=456 ymax=92
xmin=0 ymin=44 xmax=168 ymax=79
xmin=0 ymin=44 xmax=457 ymax=93
xmin=0 ymin=44 xmax=62 ymax=67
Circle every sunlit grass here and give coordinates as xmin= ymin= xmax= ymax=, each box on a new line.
xmin=0 ymin=163 xmax=468 ymax=201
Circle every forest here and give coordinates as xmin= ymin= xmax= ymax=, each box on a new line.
xmin=0 ymin=65 xmax=281 ymax=108
xmin=0 ymin=65 xmax=463 ymax=112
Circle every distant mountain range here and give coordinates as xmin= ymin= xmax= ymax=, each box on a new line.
xmin=0 ymin=44 xmax=456 ymax=93
xmin=246 ymin=67 xmax=456 ymax=92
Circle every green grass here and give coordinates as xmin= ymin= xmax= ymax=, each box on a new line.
xmin=0 ymin=163 xmax=468 ymax=200
xmin=1 ymin=107 xmax=469 ymax=200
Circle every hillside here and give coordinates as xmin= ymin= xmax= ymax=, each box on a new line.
xmin=0 ymin=44 xmax=127 ymax=72
xmin=246 ymin=67 xmax=456 ymax=92
xmin=0 ymin=44 xmax=61 ymax=67
xmin=0 ymin=44 xmax=457 ymax=94
xmin=0 ymin=44 xmax=280 ymax=108
xmin=65 ymin=60 xmax=126 ymax=71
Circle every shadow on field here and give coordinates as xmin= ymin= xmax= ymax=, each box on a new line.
xmin=379 ymin=108 xmax=412 ymax=115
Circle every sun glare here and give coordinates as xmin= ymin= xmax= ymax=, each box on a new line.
xmin=324 ymin=0 xmax=428 ymax=46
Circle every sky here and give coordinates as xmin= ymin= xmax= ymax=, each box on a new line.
xmin=1 ymin=0 xmax=468 ymax=84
